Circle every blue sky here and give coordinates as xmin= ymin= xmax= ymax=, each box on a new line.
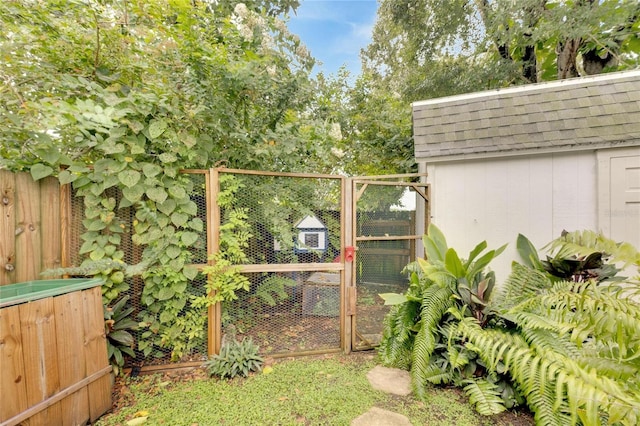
xmin=286 ymin=0 xmax=379 ymax=77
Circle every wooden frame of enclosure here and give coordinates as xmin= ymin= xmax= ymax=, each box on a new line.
xmin=209 ymin=168 xmax=348 ymax=356
xmin=349 ymin=173 xmax=430 ymax=350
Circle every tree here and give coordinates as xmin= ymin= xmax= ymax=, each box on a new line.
xmin=0 ymin=0 xmax=346 ymax=362
xmin=363 ymin=0 xmax=640 ymax=101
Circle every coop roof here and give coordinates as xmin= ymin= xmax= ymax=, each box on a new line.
xmin=413 ymin=70 xmax=640 ymax=162
xmin=295 ymin=215 xmax=326 ymax=229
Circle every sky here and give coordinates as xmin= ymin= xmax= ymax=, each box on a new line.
xmin=286 ymin=0 xmax=379 ymax=77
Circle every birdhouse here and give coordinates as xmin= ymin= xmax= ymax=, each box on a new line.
xmin=294 ymin=214 xmax=328 ymax=254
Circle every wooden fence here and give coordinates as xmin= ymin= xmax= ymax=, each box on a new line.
xmin=0 ymin=170 xmax=63 ymax=286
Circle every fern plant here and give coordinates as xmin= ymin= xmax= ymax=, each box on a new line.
xmin=379 ymin=223 xmax=509 ymax=411
xmin=381 ymin=227 xmax=640 ymax=424
xmin=474 ymin=233 xmax=640 ymax=424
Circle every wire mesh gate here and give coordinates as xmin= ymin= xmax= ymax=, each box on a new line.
xmin=211 ymin=169 xmax=346 ymax=356
xmin=349 ymin=175 xmax=430 ymax=350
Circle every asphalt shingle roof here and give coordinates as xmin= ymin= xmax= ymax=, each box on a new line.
xmin=413 ymin=70 xmax=640 ymax=162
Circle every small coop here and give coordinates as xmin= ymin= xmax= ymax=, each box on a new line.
xmin=294 ymin=214 xmax=329 ymax=254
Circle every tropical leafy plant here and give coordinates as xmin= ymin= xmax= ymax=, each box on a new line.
xmin=104 ymin=295 xmax=138 ymax=376
xmin=379 ymin=224 xmax=509 ymax=413
xmin=381 ymin=227 xmax=640 ymax=424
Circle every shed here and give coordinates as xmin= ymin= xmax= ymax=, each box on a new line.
xmin=413 ymin=70 xmax=640 ymax=278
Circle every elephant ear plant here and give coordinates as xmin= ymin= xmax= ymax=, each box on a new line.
xmin=379 ymin=224 xmax=510 ymax=413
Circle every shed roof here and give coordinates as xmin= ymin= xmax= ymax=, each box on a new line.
xmin=413 ymin=70 xmax=640 ymax=162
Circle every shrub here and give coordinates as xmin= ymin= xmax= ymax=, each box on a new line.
xmin=204 ymin=335 xmax=264 ymax=379
xmin=379 ymin=226 xmax=640 ymax=424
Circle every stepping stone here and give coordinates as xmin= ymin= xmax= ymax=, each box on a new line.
xmin=351 ymin=407 xmax=412 ymax=426
xmin=366 ymin=366 xmax=412 ymax=396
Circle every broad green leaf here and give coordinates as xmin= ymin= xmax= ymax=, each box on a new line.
xmin=58 ymin=169 xmax=76 ymax=184
xmin=445 ymin=248 xmax=465 ymax=278
xmin=159 ymin=152 xmax=177 ymax=163
xmin=166 ymin=244 xmax=181 ymax=259
xmin=122 ymin=185 xmax=144 ymax=202
xmin=157 ymin=287 xmax=175 ymax=300
xmin=379 ymin=293 xmax=408 ymax=305
xmin=183 ymin=265 xmax=198 ymax=280
xmin=181 ymin=231 xmax=199 ymax=246
xmin=466 ymin=241 xmax=488 ymax=267
xmin=147 ymin=187 xmax=168 ymax=203
xmin=189 ymin=218 xmax=204 ymax=232
xmin=142 ymin=163 xmax=162 ymax=178
xmin=516 ymin=234 xmax=543 ymax=270
xmin=171 ymin=212 xmax=188 ymax=227
xmin=118 ymin=170 xmax=141 ymax=188
xmin=157 ymin=199 xmax=177 ymax=215
xmin=148 ymin=119 xmax=168 ymax=139
xmin=427 ymin=224 xmax=448 ymax=258
xmin=30 ymin=164 xmax=53 ymax=181
xmin=168 ymin=185 xmax=187 ymax=199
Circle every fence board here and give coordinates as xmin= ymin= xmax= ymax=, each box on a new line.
xmin=0 ymin=171 xmax=63 ymax=285
xmin=0 ymin=305 xmax=28 ymax=422
xmin=15 ymin=173 xmax=42 ymax=283
xmin=41 ymin=177 xmax=62 ymax=276
xmin=19 ymin=297 xmax=63 ymax=425
xmin=83 ymin=286 xmax=112 ymax=422
xmin=54 ymin=291 xmax=90 ymax=425
xmin=0 ymin=171 xmax=15 ymax=286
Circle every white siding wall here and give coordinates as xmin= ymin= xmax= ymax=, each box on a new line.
xmin=424 ymin=151 xmax=598 ymax=281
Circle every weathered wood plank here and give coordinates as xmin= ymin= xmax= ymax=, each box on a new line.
xmin=82 ymin=286 xmax=112 ymax=422
xmin=0 ymin=170 xmax=16 ymax=285
xmin=40 ymin=177 xmax=61 ymax=276
xmin=0 ymin=305 xmax=28 ymax=422
xmin=54 ymin=291 xmax=90 ymax=425
xmin=15 ymin=173 xmax=42 ymax=283
xmin=18 ymin=297 xmax=62 ymax=425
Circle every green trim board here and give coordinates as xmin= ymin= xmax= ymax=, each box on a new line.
xmin=0 ymin=278 xmax=104 ymax=308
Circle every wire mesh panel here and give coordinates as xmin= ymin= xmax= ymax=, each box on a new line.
xmin=352 ymin=180 xmax=428 ymax=350
xmin=216 ymin=169 xmax=344 ymax=356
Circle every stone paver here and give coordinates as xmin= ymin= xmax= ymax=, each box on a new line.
xmin=366 ymin=366 xmax=412 ymax=396
xmin=351 ymin=407 xmax=412 ymax=426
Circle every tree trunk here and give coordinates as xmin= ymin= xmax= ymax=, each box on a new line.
xmin=557 ymin=38 xmax=581 ymax=79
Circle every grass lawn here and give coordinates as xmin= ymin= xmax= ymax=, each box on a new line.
xmin=96 ymin=352 xmax=534 ymax=426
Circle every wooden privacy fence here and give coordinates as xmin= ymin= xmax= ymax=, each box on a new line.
xmin=0 ymin=170 xmax=63 ymax=285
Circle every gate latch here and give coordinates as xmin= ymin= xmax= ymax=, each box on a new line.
xmin=345 ymin=246 xmax=355 ymax=262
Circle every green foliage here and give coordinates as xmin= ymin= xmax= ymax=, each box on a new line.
xmin=379 ymin=224 xmax=510 ymax=406
xmin=364 ymin=0 xmax=640 ymax=102
xmin=383 ymin=227 xmax=640 ymax=424
xmin=104 ymin=295 xmax=138 ymax=376
xmin=0 ymin=0 xmax=354 ymax=364
xmin=203 ymin=336 xmax=264 ymax=379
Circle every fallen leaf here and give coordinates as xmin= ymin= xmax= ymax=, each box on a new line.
xmin=126 ymin=417 xmax=148 ymax=425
